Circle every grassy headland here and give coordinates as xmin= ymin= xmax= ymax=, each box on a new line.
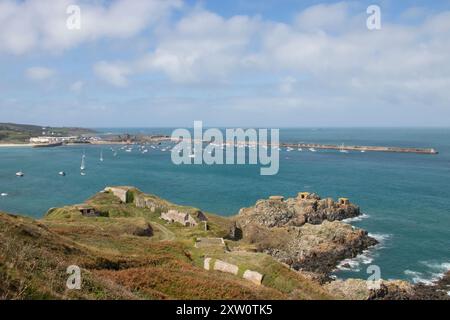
xmin=0 ymin=123 xmax=96 ymax=144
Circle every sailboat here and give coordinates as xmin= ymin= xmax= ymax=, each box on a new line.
xmin=80 ymin=154 xmax=86 ymax=175
xmin=80 ymin=154 xmax=86 ymax=170
xmin=339 ymin=143 xmax=349 ymax=153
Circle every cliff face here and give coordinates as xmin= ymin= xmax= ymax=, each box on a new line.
xmin=234 ymin=193 xmax=376 ymax=275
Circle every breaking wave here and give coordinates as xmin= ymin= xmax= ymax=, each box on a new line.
xmin=342 ymin=213 xmax=370 ymax=223
xmin=335 ymin=233 xmax=391 ymax=273
xmin=405 ymin=261 xmax=450 ymax=285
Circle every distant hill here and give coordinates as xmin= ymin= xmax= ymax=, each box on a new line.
xmin=0 ymin=123 xmax=96 ymax=143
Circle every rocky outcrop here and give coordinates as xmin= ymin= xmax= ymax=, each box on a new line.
xmin=410 ymin=271 xmax=450 ymax=300
xmin=324 ymin=279 xmax=414 ymax=300
xmin=234 ymin=193 xmax=377 ymax=275
xmin=237 ymin=192 xmax=360 ymax=228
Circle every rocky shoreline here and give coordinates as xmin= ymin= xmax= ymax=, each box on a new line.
xmin=233 ymin=192 xmax=377 ymax=277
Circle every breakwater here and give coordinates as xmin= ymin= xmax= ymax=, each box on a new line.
xmin=281 ymin=143 xmax=438 ymax=154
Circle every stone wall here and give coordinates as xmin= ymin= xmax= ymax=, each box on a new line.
xmin=104 ymin=187 xmax=130 ymax=203
xmin=161 ymin=209 xmax=198 ymax=227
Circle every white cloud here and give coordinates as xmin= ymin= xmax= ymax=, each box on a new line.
xmin=294 ymin=2 xmax=353 ymax=32
xmin=135 ymin=9 xmax=262 ymax=83
xmin=2 ymin=2 xmax=450 ymax=125
xmin=25 ymin=67 xmax=55 ymax=81
xmin=0 ymin=0 xmax=182 ymax=54
xmin=94 ymin=61 xmax=130 ymax=87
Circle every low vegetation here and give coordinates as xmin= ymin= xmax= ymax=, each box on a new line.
xmin=0 ymin=188 xmax=333 ymax=300
xmin=0 ymin=122 xmax=95 ymax=143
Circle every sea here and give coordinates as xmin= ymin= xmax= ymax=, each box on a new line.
xmin=0 ymin=127 xmax=449 ymax=283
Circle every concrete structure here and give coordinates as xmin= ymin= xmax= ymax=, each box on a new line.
xmin=160 ymin=209 xmax=198 ymax=227
xmin=104 ymin=187 xmax=131 ymax=203
xmin=195 ymin=210 xmax=208 ymax=222
xmin=204 ymin=258 xmax=265 ymax=285
xmin=213 ymin=260 xmax=239 ymax=275
xmin=339 ymin=198 xmax=350 ymax=205
xmin=298 ymin=192 xmax=310 ymax=200
xmin=243 ymin=270 xmax=264 ymax=285
xmin=204 ymin=258 xmax=212 ymax=271
xmin=195 ymin=237 xmax=225 ymax=248
xmin=134 ymin=194 xmax=167 ymax=213
xmin=76 ymin=205 xmax=99 ymax=217
xmin=269 ymin=196 xmax=284 ymax=202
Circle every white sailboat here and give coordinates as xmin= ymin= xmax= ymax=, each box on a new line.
xmin=339 ymin=143 xmax=349 ymax=153
xmin=80 ymin=154 xmax=86 ymax=170
xmin=80 ymin=154 xmax=86 ymax=175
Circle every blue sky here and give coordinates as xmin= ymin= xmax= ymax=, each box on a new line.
xmin=1 ymin=0 xmax=450 ymax=127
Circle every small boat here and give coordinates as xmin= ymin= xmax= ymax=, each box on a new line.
xmin=339 ymin=144 xmax=349 ymax=153
xmin=80 ymin=154 xmax=86 ymax=170
xmin=309 ymin=148 xmax=317 ymax=152
xmin=1 ymin=193 xmax=8 ymax=197
xmin=100 ymin=150 xmax=104 ymax=162
xmin=16 ymin=171 xmax=24 ymax=177
xmin=58 ymin=171 xmax=66 ymax=176
xmin=361 ymin=150 xmax=366 ymax=153
xmin=80 ymin=172 xmax=86 ymax=176
xmin=298 ymin=148 xmax=303 ymax=151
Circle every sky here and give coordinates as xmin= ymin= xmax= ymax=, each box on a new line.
xmin=1 ymin=0 xmax=450 ymax=127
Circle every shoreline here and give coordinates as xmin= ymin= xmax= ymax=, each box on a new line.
xmin=0 ymin=143 xmax=33 ymax=148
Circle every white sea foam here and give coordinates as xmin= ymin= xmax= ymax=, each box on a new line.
xmin=404 ymin=261 xmax=450 ymax=285
xmin=342 ymin=213 xmax=370 ymax=223
xmin=335 ymin=233 xmax=391 ymax=273
xmin=368 ymin=233 xmax=391 ymax=243
xmin=336 ymin=249 xmax=376 ymax=272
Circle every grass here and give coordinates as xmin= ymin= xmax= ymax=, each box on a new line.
xmin=1 ymin=188 xmax=336 ymax=300
xmin=0 ymin=122 xmax=95 ymax=143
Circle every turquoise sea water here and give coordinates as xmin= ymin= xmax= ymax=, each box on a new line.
xmin=0 ymin=128 xmax=449 ymax=282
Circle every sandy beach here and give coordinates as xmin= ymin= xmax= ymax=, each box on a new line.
xmin=0 ymin=143 xmax=33 ymax=148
